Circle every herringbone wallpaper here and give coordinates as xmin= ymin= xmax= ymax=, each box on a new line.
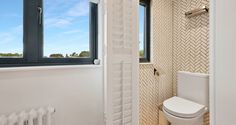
xmin=173 ymin=0 xmax=210 ymax=125
xmin=172 ymin=0 xmax=209 ymax=96
xmin=139 ymin=0 xmax=209 ymax=125
xmin=139 ymin=0 xmax=173 ymax=125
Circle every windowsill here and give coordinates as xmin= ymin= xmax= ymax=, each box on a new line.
xmin=0 ymin=64 xmax=102 ymax=73
xmin=139 ymin=62 xmax=153 ymax=65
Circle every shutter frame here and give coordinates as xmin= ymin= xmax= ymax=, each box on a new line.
xmin=104 ymin=0 xmax=139 ymax=125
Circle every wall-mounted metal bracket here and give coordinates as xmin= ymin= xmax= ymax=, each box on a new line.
xmin=185 ymin=6 xmax=209 ymax=18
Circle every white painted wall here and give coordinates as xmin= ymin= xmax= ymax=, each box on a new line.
xmin=212 ymin=0 xmax=236 ymax=124
xmin=0 ymin=0 xmax=105 ymax=124
xmin=0 ymin=66 xmax=104 ymax=125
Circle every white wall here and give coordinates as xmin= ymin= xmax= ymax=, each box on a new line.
xmin=0 ymin=0 xmax=105 ymax=124
xmin=212 ymin=0 xmax=236 ymax=124
xmin=0 ymin=66 xmax=104 ymax=125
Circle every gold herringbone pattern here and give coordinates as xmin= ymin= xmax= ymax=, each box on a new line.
xmin=139 ymin=0 xmax=210 ymax=124
xmin=139 ymin=64 xmax=158 ymax=125
xmin=139 ymin=0 xmax=173 ymax=125
xmin=173 ymin=0 xmax=210 ymax=125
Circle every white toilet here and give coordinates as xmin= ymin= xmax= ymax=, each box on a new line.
xmin=163 ymin=71 xmax=209 ymax=125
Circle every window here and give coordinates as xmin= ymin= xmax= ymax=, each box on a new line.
xmin=139 ymin=0 xmax=150 ymax=62
xmin=0 ymin=0 xmax=98 ymax=67
xmin=0 ymin=0 xmax=23 ymax=58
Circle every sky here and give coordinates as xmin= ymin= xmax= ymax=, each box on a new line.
xmin=0 ymin=0 xmax=23 ymax=54
xmin=0 ymin=0 xmax=90 ymax=57
xmin=44 ymin=0 xmax=90 ymax=57
xmin=139 ymin=5 xmax=145 ymax=52
xmin=0 ymin=0 xmax=145 ymax=57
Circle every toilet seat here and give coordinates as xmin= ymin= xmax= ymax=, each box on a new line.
xmin=163 ymin=96 xmax=206 ymax=118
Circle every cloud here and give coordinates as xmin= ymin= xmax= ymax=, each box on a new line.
xmin=0 ymin=25 xmax=23 ymax=45
xmin=43 ymin=0 xmax=90 ymax=28
xmin=0 ymin=33 xmax=14 ymax=44
xmin=67 ymin=0 xmax=89 ymax=17
xmin=13 ymin=25 xmax=23 ymax=33
xmin=45 ymin=18 xmax=72 ymax=28
xmin=139 ymin=32 xmax=144 ymax=39
xmin=63 ymin=29 xmax=82 ymax=34
xmin=53 ymin=19 xmax=72 ymax=27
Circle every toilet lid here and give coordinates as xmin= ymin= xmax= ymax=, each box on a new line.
xmin=163 ymin=96 xmax=206 ymax=118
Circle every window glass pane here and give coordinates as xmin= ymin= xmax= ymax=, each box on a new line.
xmin=0 ymin=0 xmax=23 ymax=58
xmin=139 ymin=5 xmax=145 ymax=58
xmin=44 ymin=0 xmax=90 ymax=58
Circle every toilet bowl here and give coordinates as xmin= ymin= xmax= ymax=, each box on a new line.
xmin=163 ymin=96 xmax=207 ymax=125
xmin=162 ymin=71 xmax=209 ymax=125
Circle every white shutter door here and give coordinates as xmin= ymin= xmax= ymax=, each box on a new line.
xmin=104 ymin=0 xmax=139 ymax=125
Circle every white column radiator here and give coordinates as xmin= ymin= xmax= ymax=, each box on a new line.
xmin=0 ymin=107 xmax=55 ymax=125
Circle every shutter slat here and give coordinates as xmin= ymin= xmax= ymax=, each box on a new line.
xmin=105 ymin=0 xmax=139 ymax=124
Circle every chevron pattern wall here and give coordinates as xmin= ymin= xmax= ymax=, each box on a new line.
xmin=173 ymin=0 xmax=210 ymax=125
xmin=139 ymin=0 xmax=173 ymax=125
xmin=139 ymin=64 xmax=158 ymax=125
xmin=139 ymin=0 xmax=210 ymax=124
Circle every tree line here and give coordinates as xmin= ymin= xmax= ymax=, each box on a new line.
xmin=0 ymin=51 xmax=90 ymax=58
xmin=0 ymin=53 xmax=23 ymax=57
xmin=1 ymin=50 xmax=143 ymax=58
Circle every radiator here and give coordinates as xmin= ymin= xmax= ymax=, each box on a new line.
xmin=0 ymin=107 xmax=55 ymax=125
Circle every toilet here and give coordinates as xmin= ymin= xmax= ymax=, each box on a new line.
xmin=163 ymin=71 xmax=209 ymax=125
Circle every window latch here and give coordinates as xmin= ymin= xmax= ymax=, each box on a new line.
xmin=37 ymin=7 xmax=43 ymax=25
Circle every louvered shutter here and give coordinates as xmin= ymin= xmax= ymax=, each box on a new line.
xmin=104 ymin=0 xmax=139 ymax=125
